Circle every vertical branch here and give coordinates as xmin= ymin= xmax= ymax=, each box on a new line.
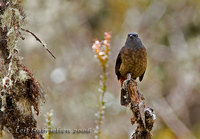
xmin=122 ymin=73 xmax=156 ymax=139
xmin=0 ymin=0 xmax=44 ymax=138
xmin=92 ymin=32 xmax=111 ymax=139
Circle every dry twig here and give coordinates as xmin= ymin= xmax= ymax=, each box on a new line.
xmin=122 ymin=73 xmax=156 ymax=139
xmin=21 ymin=28 xmax=56 ymax=59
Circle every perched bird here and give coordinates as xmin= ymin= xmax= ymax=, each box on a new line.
xmin=115 ymin=33 xmax=147 ymax=105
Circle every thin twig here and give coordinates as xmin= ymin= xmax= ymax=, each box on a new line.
xmin=21 ymin=28 xmax=56 ymax=59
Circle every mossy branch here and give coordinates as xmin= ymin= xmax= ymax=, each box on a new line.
xmin=122 ymin=73 xmax=156 ymax=139
xmin=0 ymin=0 xmax=44 ymax=138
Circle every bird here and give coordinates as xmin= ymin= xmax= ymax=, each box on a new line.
xmin=115 ymin=33 xmax=147 ymax=106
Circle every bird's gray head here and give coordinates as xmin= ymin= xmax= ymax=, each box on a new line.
xmin=125 ymin=33 xmax=143 ymax=48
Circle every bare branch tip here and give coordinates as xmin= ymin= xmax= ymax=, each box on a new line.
xmin=21 ymin=28 xmax=56 ymax=60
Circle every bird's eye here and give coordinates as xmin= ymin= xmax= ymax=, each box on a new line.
xmin=128 ymin=33 xmax=138 ymax=38
xmin=133 ymin=34 xmax=138 ymax=37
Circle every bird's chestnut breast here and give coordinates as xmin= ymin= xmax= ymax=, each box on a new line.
xmin=119 ymin=47 xmax=147 ymax=78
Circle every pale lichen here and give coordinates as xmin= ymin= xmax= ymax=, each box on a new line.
xmin=18 ymin=70 xmax=30 ymax=82
xmin=0 ymin=0 xmax=44 ymax=138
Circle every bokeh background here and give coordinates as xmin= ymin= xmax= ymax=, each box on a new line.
xmin=5 ymin=0 xmax=200 ymax=139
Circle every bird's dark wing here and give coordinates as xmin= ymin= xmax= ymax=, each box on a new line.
xmin=139 ymin=71 xmax=145 ymax=82
xmin=115 ymin=51 xmax=122 ymax=80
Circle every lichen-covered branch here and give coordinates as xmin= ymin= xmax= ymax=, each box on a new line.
xmin=0 ymin=0 xmax=44 ymax=138
xmin=122 ymin=73 xmax=156 ymax=139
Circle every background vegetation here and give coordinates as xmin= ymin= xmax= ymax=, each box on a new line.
xmin=3 ymin=0 xmax=200 ymax=138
